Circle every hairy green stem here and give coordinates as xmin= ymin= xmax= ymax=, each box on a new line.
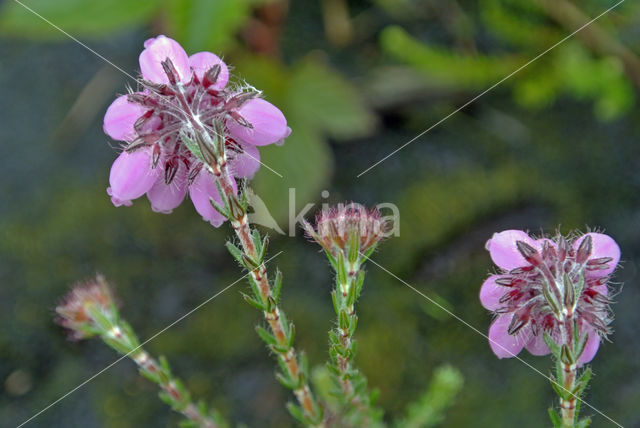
xmin=85 ymin=304 xmax=224 ymax=428
xmin=213 ymin=164 xmax=324 ymax=427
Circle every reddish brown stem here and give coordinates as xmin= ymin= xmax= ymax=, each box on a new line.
xmin=215 ymin=166 xmax=323 ymax=425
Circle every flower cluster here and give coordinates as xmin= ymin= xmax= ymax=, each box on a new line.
xmin=104 ymin=35 xmax=291 ymax=226
xmin=303 ymin=203 xmax=388 ymax=260
xmin=55 ymin=274 xmax=116 ymax=340
xmin=481 ymin=230 xmax=620 ymax=365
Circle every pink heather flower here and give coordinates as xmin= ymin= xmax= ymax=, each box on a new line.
xmin=481 ymin=229 xmax=620 ymax=365
xmin=103 ymin=35 xmax=290 ymax=223
xmin=303 ymin=203 xmax=388 ymax=258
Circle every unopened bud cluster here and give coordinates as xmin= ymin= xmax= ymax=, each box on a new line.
xmin=55 ymin=275 xmax=118 ymax=340
xmin=304 ymin=205 xmax=387 ymax=426
xmin=56 ymin=275 xmax=222 ymax=428
xmin=303 ymin=204 xmax=388 ymax=266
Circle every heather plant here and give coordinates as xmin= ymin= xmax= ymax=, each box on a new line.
xmin=51 ymin=34 xmax=626 ymax=428
xmin=481 ymin=230 xmax=621 ymax=427
xmin=54 ymin=35 xmax=462 ymax=427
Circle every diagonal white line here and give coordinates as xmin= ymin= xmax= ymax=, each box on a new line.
xmin=356 ymin=0 xmax=625 ymax=177
xmin=365 ymin=255 xmax=624 ymax=427
xmin=12 ymin=0 xmax=138 ymax=82
xmin=238 ymin=149 xmax=283 ymax=178
xmin=16 ymin=251 xmax=284 ymax=428
xmin=251 ymin=155 xmax=283 ymax=178
xmin=12 ymin=0 xmax=284 ymax=179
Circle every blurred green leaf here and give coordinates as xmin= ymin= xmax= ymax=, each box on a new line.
xmin=0 ymin=0 xmax=161 ymax=39
xmin=287 ymin=58 xmax=378 ymax=140
xmin=480 ymin=0 xmax=562 ymax=48
xmin=394 ymin=365 xmax=463 ymax=428
xmin=164 ymin=0 xmax=267 ymax=52
xmin=380 ymin=26 xmax=521 ymax=89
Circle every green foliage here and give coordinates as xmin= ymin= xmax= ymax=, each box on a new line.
xmin=287 ymin=59 xmax=378 ymax=140
xmin=380 ymin=0 xmax=638 ymax=120
xmin=380 ymin=26 xmax=521 ymax=89
xmin=395 ymin=365 xmax=464 ymax=428
xmin=164 ymin=0 xmax=269 ymax=52
xmin=0 ymin=0 xmax=162 ymax=39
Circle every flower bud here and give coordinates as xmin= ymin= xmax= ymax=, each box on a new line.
xmin=55 ymin=275 xmax=116 ymax=340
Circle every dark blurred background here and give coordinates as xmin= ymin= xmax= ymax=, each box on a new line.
xmin=1 ymin=0 xmax=639 ymax=426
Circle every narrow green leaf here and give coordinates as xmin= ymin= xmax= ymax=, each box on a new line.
xmin=560 ymin=344 xmax=575 ymax=365
xmin=339 ymin=309 xmax=349 ymax=330
xmin=255 ymin=325 xmax=278 ymax=346
xmin=247 ymin=276 xmax=264 ymax=304
xmin=286 ymin=402 xmax=307 ymax=424
xmin=346 ymin=275 xmax=359 ymax=307
xmin=550 ymin=379 xmax=569 ymax=400
xmin=251 ymin=228 xmax=262 ymax=255
xmin=241 ymin=292 xmax=265 ymax=310
xmin=543 ymin=332 xmax=561 ymax=356
xmin=330 ymin=290 xmax=339 ymax=316
xmin=258 ymin=235 xmax=269 ymax=263
xmin=276 ymin=372 xmax=297 ymax=390
xmin=336 ymin=251 xmax=347 ymax=287
xmin=225 ymin=241 xmax=245 ymax=265
xmin=548 ymin=407 xmax=563 ymax=427
xmin=323 ymin=248 xmax=339 ymax=271
xmin=348 ymin=231 xmax=360 ymax=264
xmin=213 ymin=179 xmax=231 ymax=215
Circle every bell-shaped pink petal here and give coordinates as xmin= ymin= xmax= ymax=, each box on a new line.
xmin=227 ymin=98 xmax=288 ymax=146
xmin=139 ymin=35 xmax=190 ymax=84
xmin=189 ymin=170 xmax=237 ymax=227
xmin=577 ymin=328 xmax=601 ymax=365
xmin=479 ymin=276 xmax=509 ymax=311
xmin=574 ymin=233 xmax=620 ymax=277
xmin=230 ymin=143 xmax=260 ymax=179
xmin=525 ymin=332 xmax=550 ymax=356
xmin=146 ymin=167 xmax=188 ymax=214
xmin=485 ymin=230 xmax=538 ymax=271
xmin=488 ymin=314 xmax=525 ymax=359
xmin=103 ymin=95 xmax=146 ymax=141
xmin=189 ymin=52 xmax=229 ymax=90
xmin=107 ymin=149 xmax=160 ymax=207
